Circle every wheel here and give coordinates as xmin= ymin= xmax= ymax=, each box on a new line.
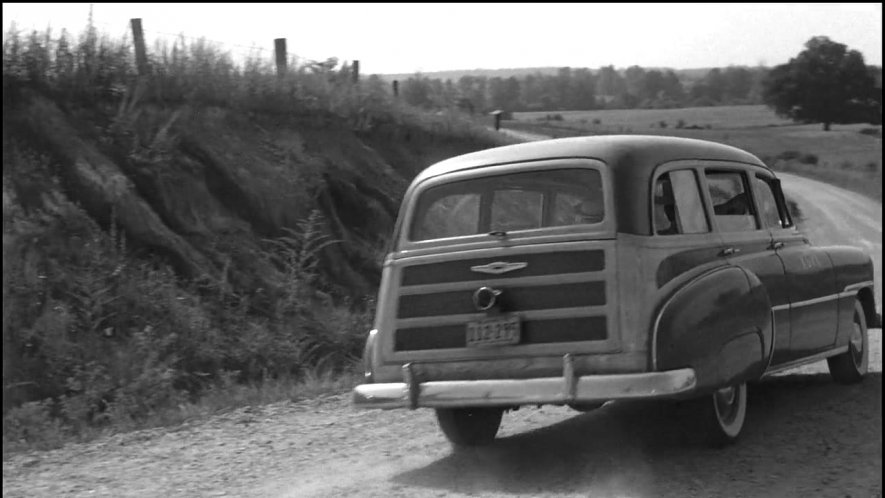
xmin=435 ymin=407 xmax=503 ymax=447
xmin=827 ymin=301 xmax=869 ymax=384
xmin=693 ymin=382 xmax=748 ymax=447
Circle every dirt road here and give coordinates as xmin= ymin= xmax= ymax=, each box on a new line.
xmin=3 ymin=136 xmax=882 ymax=497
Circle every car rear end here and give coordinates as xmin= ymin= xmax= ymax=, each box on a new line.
xmin=353 ymin=157 xmax=696 ymax=411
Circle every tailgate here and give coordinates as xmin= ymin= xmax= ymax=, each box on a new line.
xmin=377 ymin=240 xmax=619 ymax=364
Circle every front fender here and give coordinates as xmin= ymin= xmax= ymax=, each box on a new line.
xmin=653 ymin=266 xmax=772 ymax=392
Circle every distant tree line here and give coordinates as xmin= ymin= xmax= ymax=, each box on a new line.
xmin=398 ymin=65 xmax=773 ymax=113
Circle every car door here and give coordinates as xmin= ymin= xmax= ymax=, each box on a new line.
xmin=700 ymin=166 xmax=789 ymax=366
xmin=746 ymin=172 xmax=801 ymax=365
xmin=754 ymin=173 xmax=838 ymax=360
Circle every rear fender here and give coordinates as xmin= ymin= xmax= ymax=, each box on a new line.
xmin=653 ymin=266 xmax=772 ymax=392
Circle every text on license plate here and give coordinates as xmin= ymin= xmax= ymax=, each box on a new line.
xmin=466 ymin=315 xmax=521 ymax=347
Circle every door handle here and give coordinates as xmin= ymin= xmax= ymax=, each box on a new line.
xmin=719 ymin=247 xmax=740 ymax=256
xmin=770 ymin=241 xmax=784 ymax=250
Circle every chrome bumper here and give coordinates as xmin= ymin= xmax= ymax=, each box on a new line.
xmin=352 ymin=354 xmax=697 ymax=409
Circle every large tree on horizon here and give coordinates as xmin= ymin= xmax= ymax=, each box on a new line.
xmin=762 ymin=36 xmax=880 ymax=131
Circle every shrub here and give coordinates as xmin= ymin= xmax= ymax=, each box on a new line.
xmin=799 ymin=153 xmax=819 ymax=165
xmin=776 ymin=150 xmax=802 ymax=161
xmin=859 ymin=127 xmax=881 ymax=137
xmin=2 ymin=399 xmax=66 ymax=451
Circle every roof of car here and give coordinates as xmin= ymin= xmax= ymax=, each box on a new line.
xmin=414 ymin=135 xmax=769 ymax=183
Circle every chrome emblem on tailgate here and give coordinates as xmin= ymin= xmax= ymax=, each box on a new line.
xmin=470 ymin=261 xmax=528 ymax=275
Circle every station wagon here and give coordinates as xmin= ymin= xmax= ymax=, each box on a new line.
xmin=352 ymin=135 xmax=879 ymax=446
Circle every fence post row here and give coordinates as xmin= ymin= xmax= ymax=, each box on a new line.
xmin=125 ymin=25 xmax=358 ymax=84
xmin=275 ymin=38 xmax=287 ymax=77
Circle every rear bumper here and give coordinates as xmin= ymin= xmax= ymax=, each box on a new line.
xmin=352 ymin=354 xmax=696 ymax=409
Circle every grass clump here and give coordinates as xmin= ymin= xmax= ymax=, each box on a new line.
xmin=2 ymin=180 xmax=373 ymax=452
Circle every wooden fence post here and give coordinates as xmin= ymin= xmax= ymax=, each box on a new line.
xmin=274 ymin=38 xmax=287 ymax=77
xmin=130 ymin=18 xmax=149 ymax=75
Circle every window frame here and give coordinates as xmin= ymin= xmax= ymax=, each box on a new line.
xmin=649 ymin=161 xmax=714 ymax=238
xmin=750 ymin=172 xmax=795 ymax=230
xmin=650 ymin=168 xmax=710 ymax=236
xmin=649 ymin=160 xmax=780 ymax=237
xmin=397 ymin=159 xmax=613 ymax=253
xmin=701 ymin=166 xmax=764 ymax=234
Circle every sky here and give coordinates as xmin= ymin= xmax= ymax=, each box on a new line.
xmin=2 ymin=3 xmax=882 ymax=75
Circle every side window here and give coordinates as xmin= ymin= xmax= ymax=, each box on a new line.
xmin=754 ymin=175 xmax=793 ymax=229
xmin=705 ymin=171 xmax=758 ymax=232
xmin=653 ymin=170 xmax=709 ymax=235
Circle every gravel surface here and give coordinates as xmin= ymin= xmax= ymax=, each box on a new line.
xmin=3 ymin=146 xmax=881 ymax=498
xmin=2 ymin=340 xmax=881 ymax=498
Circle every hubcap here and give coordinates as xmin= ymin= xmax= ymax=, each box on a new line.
xmin=714 ymin=386 xmax=738 ymax=422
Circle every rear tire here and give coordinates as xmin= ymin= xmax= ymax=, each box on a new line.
xmin=435 ymin=407 xmax=503 ymax=447
xmin=692 ymin=382 xmax=748 ymax=447
xmin=827 ymin=301 xmax=869 ymax=384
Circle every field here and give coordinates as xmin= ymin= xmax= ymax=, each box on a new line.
xmin=507 ymin=105 xmax=882 ymax=201
xmin=516 ymin=105 xmax=798 ymax=129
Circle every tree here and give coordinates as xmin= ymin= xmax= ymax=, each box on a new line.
xmin=595 ymin=65 xmax=625 ymax=98
xmin=722 ymin=66 xmax=753 ymax=104
xmin=401 ymin=74 xmax=434 ymax=108
xmin=623 ymin=65 xmax=646 ymax=107
xmin=762 ymin=36 xmax=879 ymax=131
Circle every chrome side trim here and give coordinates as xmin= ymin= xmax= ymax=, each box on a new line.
xmin=353 ymin=355 xmax=697 ymax=410
xmin=789 ymin=293 xmax=841 ymax=308
xmin=844 ymin=281 xmax=874 ymax=293
xmin=772 ymin=282 xmax=869 ymax=313
xmin=761 ymin=345 xmax=849 ymax=378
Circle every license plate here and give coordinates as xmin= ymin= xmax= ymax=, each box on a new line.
xmin=466 ymin=315 xmax=521 ymax=347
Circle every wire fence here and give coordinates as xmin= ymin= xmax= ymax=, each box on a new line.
xmin=3 ymin=16 xmax=329 ymax=71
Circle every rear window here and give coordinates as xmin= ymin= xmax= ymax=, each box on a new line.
xmin=410 ymin=169 xmax=604 ymax=241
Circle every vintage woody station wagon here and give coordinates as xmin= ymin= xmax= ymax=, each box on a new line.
xmin=352 ymin=135 xmax=879 ymax=446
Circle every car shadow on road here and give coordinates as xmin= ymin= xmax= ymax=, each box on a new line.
xmin=391 ymin=372 xmax=881 ymax=496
